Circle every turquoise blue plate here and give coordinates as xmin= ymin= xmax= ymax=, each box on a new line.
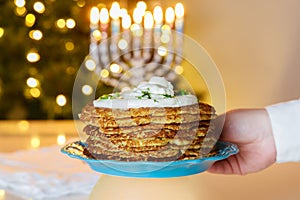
xmin=61 ymin=140 xmax=238 ymax=178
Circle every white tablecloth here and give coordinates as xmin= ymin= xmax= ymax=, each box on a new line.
xmin=0 ymin=144 xmax=99 ymax=199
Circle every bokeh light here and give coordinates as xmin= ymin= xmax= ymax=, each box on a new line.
xmin=14 ymin=0 xmax=26 ymax=7
xmin=56 ymin=94 xmax=67 ymax=107
xmin=100 ymin=69 xmax=109 ymax=78
xmin=17 ymin=120 xmax=30 ymax=132
xmin=66 ymin=18 xmax=76 ymax=29
xmin=29 ymin=88 xmax=41 ymax=98
xmin=0 ymin=28 xmax=4 ymax=38
xmin=85 ymin=59 xmax=96 ymax=71
xmin=137 ymin=1 xmax=147 ymax=12
xmin=174 ymin=65 xmax=184 ymax=74
xmin=33 ymin=2 xmax=45 ymax=14
xmin=56 ymin=19 xmax=66 ymax=29
xmin=26 ymin=51 xmax=40 ymax=63
xmin=25 ymin=13 xmax=36 ymax=27
xmin=26 ymin=77 xmax=39 ymax=88
xmin=92 ymin=30 xmax=102 ymax=41
xmin=15 ymin=6 xmax=27 ymax=16
xmin=118 ymin=39 xmax=128 ymax=50
xmin=65 ymin=41 xmax=75 ymax=51
xmin=57 ymin=134 xmax=66 ymax=145
xmin=29 ymin=30 xmax=43 ymax=40
xmin=157 ymin=46 xmax=168 ymax=56
xmin=110 ymin=63 xmax=122 ymax=73
xmin=81 ymin=85 xmax=93 ymax=95
xmin=30 ymin=136 xmax=40 ymax=148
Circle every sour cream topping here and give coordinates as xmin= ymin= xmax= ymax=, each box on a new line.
xmin=93 ymin=76 xmax=198 ymax=108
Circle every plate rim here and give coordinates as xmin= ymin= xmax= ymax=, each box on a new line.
xmin=61 ymin=140 xmax=238 ymax=164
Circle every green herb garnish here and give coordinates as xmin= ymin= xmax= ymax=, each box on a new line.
xmin=176 ymin=89 xmax=189 ymax=96
xmin=99 ymin=93 xmax=120 ymax=100
xmin=163 ymin=94 xmax=173 ymax=98
xmin=138 ymin=90 xmax=151 ymax=99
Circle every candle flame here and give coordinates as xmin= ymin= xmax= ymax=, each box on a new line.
xmin=175 ymin=3 xmax=184 ymax=18
xmin=110 ymin=2 xmax=120 ymax=20
xmin=90 ymin=7 xmax=100 ymax=24
xmin=144 ymin=12 xmax=154 ymax=29
xmin=120 ymin=8 xmax=128 ymax=18
xmin=133 ymin=8 xmax=143 ymax=24
xmin=136 ymin=1 xmax=147 ymax=11
xmin=153 ymin=6 xmax=163 ymax=24
xmin=100 ymin=8 xmax=109 ymax=24
xmin=165 ymin=7 xmax=175 ymax=24
xmin=122 ymin=14 xmax=131 ymax=29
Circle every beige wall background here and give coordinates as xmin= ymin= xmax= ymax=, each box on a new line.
xmin=177 ymin=0 xmax=300 ymax=110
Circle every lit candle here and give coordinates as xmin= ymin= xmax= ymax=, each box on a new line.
xmin=90 ymin=7 xmax=100 ymax=44
xmin=165 ymin=7 xmax=175 ymax=29
xmin=99 ymin=8 xmax=109 ymax=38
xmin=175 ymin=3 xmax=184 ymax=33
xmin=89 ymin=7 xmax=100 ymax=63
xmin=121 ymin=14 xmax=131 ymax=60
xmin=143 ymin=12 xmax=154 ymax=60
xmin=144 ymin=11 xmax=154 ymax=30
xmin=133 ymin=8 xmax=143 ymax=25
xmin=153 ymin=6 xmax=163 ymax=30
xmin=122 ymin=14 xmax=131 ymax=42
xmin=110 ymin=2 xmax=120 ymax=35
xmin=137 ymin=1 xmax=147 ymax=12
xmin=153 ymin=6 xmax=163 ymax=59
xmin=132 ymin=6 xmax=145 ymax=59
xmin=174 ymin=3 xmax=184 ymax=65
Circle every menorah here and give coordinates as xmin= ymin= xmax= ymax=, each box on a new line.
xmin=87 ymin=1 xmax=185 ymax=90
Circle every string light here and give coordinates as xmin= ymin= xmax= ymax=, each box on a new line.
xmin=29 ymin=30 xmax=43 ymax=40
xmin=25 ymin=13 xmax=36 ymax=27
xmin=26 ymin=50 xmax=40 ymax=63
xmin=15 ymin=7 xmax=27 ymax=16
xmin=33 ymin=2 xmax=45 ymax=14
xmin=29 ymin=88 xmax=41 ymax=98
xmin=76 ymin=0 xmax=85 ymax=8
xmin=14 ymin=0 xmax=26 ymax=8
xmin=56 ymin=19 xmax=66 ymax=29
xmin=66 ymin=18 xmax=76 ymax=29
xmin=65 ymin=41 xmax=75 ymax=51
xmin=26 ymin=77 xmax=39 ymax=88
xmin=0 ymin=28 xmax=4 ymax=38
xmin=56 ymin=94 xmax=67 ymax=107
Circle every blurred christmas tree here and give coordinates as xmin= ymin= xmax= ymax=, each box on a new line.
xmin=0 ymin=0 xmax=98 ymax=119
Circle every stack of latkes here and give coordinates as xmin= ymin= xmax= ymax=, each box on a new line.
xmin=79 ymin=101 xmax=219 ymax=162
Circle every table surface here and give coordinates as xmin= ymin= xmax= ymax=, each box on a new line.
xmin=1 ymin=120 xmax=300 ymax=200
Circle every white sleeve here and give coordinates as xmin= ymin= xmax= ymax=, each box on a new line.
xmin=265 ymin=99 xmax=300 ymax=163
